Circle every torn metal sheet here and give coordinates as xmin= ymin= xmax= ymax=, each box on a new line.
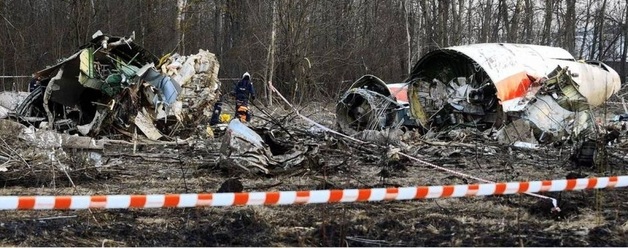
xmin=19 ymin=126 xmax=106 ymax=150
xmin=220 ymin=119 xmax=274 ymax=174
xmin=495 ymin=118 xmax=537 ymax=144
xmin=0 ymin=106 xmax=9 ymax=119
xmin=134 ymin=109 xmax=163 ymax=141
xmin=0 ymin=91 xmax=27 ymax=119
xmin=219 ymin=119 xmax=312 ymax=175
xmin=77 ymin=109 xmax=107 ymax=135
xmin=88 ymin=151 xmax=104 ymax=167
xmin=139 ymin=64 xmax=181 ymax=106
xmin=0 ymin=92 xmax=29 ymax=111
xmin=0 ymin=119 xmax=113 ymax=176
xmin=512 ymin=141 xmax=539 ymax=150
xmin=0 ymin=120 xmax=105 ymax=150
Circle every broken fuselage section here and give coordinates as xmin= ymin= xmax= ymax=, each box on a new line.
xmin=336 ymin=75 xmax=415 ymax=135
xmin=337 ymin=43 xmax=621 ymax=145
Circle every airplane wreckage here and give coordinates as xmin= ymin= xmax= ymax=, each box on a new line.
xmin=2 ymin=31 xmax=220 ymax=141
xmin=0 ymin=38 xmax=621 ymax=175
xmin=337 ymin=43 xmax=621 ymax=165
xmin=0 ymin=31 xmax=312 ymax=176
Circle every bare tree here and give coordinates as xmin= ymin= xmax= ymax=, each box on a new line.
xmin=2 ymin=0 xmax=628 ymax=101
xmin=264 ymin=0 xmax=278 ymax=106
xmin=523 ymin=0 xmax=535 ymax=43
xmin=402 ymin=0 xmax=412 ymax=74
xmin=564 ymin=0 xmax=576 ymax=54
xmin=438 ymin=0 xmax=450 ymax=46
xmin=479 ymin=0 xmax=494 ymax=43
xmin=176 ymin=0 xmax=188 ymax=54
xmin=509 ymin=0 xmax=523 ymax=43
xmin=498 ymin=0 xmax=508 ymax=41
xmin=451 ymin=0 xmax=465 ymax=45
xmin=621 ymin=0 xmax=628 ymax=84
xmin=579 ymin=0 xmax=593 ymax=59
xmin=542 ymin=0 xmax=554 ymax=45
xmin=590 ymin=0 xmax=608 ymax=59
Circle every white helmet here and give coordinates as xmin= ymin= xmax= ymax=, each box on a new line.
xmin=242 ymin=72 xmax=251 ymax=80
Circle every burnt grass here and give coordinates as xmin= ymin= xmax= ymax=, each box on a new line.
xmin=0 ymin=103 xmax=627 ymax=246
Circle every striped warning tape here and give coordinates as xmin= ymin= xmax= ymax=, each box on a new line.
xmin=1 ymin=176 xmax=625 ymax=210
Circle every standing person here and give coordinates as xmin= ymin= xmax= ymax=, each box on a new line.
xmin=233 ymin=72 xmax=255 ymax=122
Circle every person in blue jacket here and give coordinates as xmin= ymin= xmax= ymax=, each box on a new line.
xmin=233 ymin=72 xmax=255 ymax=122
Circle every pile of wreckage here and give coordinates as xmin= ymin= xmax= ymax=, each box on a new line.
xmin=217 ymin=44 xmax=626 ymax=175
xmin=0 ymin=30 xmax=317 ymax=178
xmin=0 ymin=39 xmax=623 ymax=178
xmin=0 ymin=30 xmax=220 ymax=141
xmin=337 ymin=43 xmax=622 ymax=167
xmin=0 ymin=31 xmax=230 ymax=179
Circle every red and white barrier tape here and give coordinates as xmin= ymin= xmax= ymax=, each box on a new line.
xmin=398 ymin=153 xmax=561 ymax=211
xmin=1 ymin=176 xmax=625 ymax=210
xmin=268 ymin=84 xmax=563 ymax=210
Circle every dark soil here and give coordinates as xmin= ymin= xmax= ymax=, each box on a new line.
xmin=0 ymin=103 xmax=627 ymax=247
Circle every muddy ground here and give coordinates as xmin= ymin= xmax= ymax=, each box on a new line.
xmin=0 ymin=101 xmax=627 ymax=247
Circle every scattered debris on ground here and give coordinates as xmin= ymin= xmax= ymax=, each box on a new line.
xmin=0 ymin=39 xmax=626 ymax=246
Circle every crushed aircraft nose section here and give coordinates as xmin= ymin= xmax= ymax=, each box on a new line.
xmin=12 ymin=31 xmax=220 ymax=140
xmin=336 ymin=75 xmax=413 ymax=135
xmin=406 ymin=43 xmax=620 ymax=143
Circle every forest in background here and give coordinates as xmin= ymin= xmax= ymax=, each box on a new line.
xmin=1 ymin=0 xmax=627 ymax=103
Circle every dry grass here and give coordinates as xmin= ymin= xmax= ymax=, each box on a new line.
xmin=0 ymin=103 xmax=626 ymax=246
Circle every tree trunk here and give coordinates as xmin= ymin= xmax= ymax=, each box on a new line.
xmin=542 ymin=0 xmax=554 ymax=45
xmin=498 ymin=0 xmax=508 ymax=41
xmin=403 ymin=0 xmax=412 ymax=75
xmin=264 ymin=0 xmax=277 ymax=106
xmin=553 ymin=0 xmax=562 ymax=47
xmin=509 ymin=0 xmax=523 ymax=43
xmin=480 ymin=0 xmax=493 ymax=43
xmin=578 ymin=0 xmax=592 ymax=59
xmin=523 ymin=0 xmax=534 ymax=43
xmin=456 ymin=0 xmax=465 ymax=44
xmin=438 ymin=0 xmax=449 ymax=46
xmin=590 ymin=17 xmax=599 ymax=59
xmin=419 ymin=0 xmax=432 ymax=52
xmin=467 ymin=0 xmax=474 ymax=44
xmin=564 ymin=0 xmax=576 ymax=55
xmin=176 ymin=0 xmax=188 ymax=54
xmin=597 ymin=0 xmax=608 ymax=60
xmin=213 ymin=0 xmax=223 ymax=56
xmin=621 ymin=0 xmax=628 ymax=84
xmin=490 ymin=0 xmax=502 ymax=41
